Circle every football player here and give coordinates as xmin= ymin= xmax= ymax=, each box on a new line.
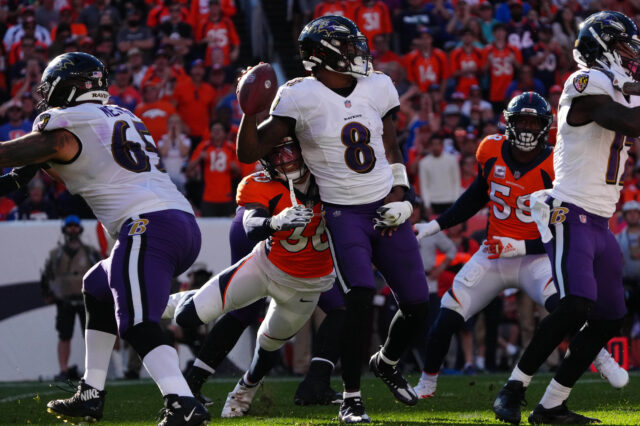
xmin=236 ymin=15 xmax=430 ymax=423
xmin=164 ymin=138 xmax=337 ymax=418
xmin=413 ymin=92 xmax=628 ymax=404
xmin=493 ymin=11 xmax=640 ymax=424
xmin=0 ymin=52 xmax=209 ymax=425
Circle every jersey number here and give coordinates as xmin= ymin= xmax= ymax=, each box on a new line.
xmin=341 ymin=121 xmax=376 ymax=174
xmin=280 ymin=220 xmax=329 ymax=253
xmin=111 ymin=120 xmax=166 ymax=173
xmin=605 ymin=133 xmax=633 ymax=186
xmin=489 ymin=181 xmax=533 ymax=223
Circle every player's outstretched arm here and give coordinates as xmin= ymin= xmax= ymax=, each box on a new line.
xmin=0 ymin=129 xmax=79 ymax=168
xmin=0 ymin=164 xmax=41 ymax=195
xmin=569 ymin=95 xmax=640 ymax=136
xmin=236 ymin=114 xmax=293 ymax=164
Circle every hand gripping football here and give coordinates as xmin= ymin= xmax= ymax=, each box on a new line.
xmin=237 ymin=62 xmax=278 ymax=115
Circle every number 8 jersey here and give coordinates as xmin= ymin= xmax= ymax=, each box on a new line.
xmin=33 ymin=103 xmax=193 ymax=238
xmin=270 ymin=72 xmax=400 ymax=205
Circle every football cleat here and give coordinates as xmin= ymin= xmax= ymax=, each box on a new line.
xmin=220 ymin=377 xmax=261 ymax=418
xmin=528 ymin=402 xmax=601 ymax=424
xmin=593 ymin=350 xmax=629 ymax=389
xmin=338 ymin=396 xmax=371 ymax=423
xmin=294 ymin=378 xmax=342 ymax=405
xmin=156 ymin=394 xmax=210 ymax=426
xmin=493 ymin=380 xmax=527 ymax=425
xmin=413 ymin=375 xmax=437 ymax=399
xmin=46 ymin=380 xmax=105 ymax=424
xmin=184 ymin=366 xmax=214 ymax=407
xmin=369 ymin=351 xmax=418 ymax=405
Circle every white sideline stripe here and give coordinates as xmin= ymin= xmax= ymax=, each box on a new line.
xmin=0 ymin=390 xmax=58 ymax=403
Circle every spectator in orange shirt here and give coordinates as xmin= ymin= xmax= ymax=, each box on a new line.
xmin=352 ymin=0 xmax=392 ymax=42
xmin=198 ymin=0 xmax=240 ymax=66
xmin=482 ymin=22 xmax=522 ymax=114
xmin=108 ymin=64 xmax=142 ymax=112
xmin=140 ymin=47 xmax=188 ymax=100
xmin=173 ymin=59 xmax=216 ymax=145
xmin=134 ymin=80 xmax=178 ymax=143
xmin=404 ymin=28 xmax=449 ymax=96
xmin=51 ymin=6 xmax=88 ymax=41
xmin=449 ymin=27 xmax=484 ymax=96
xmin=187 ymin=120 xmax=241 ymax=217
xmin=157 ymin=1 xmax=194 ymax=58
xmin=313 ymin=0 xmax=349 ymax=18
xmin=148 ymin=0 xmax=191 ymax=28
xmin=190 ymin=0 xmax=236 ymax=35
xmin=371 ymin=34 xmax=400 ymax=68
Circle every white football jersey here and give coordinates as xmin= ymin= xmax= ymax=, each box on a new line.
xmin=270 ymin=72 xmax=399 ymax=205
xmin=552 ymin=68 xmax=640 ymax=217
xmin=33 ymin=103 xmax=193 ymax=237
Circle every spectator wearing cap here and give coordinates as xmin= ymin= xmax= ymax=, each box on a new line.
xmin=0 ymin=99 xmax=31 ymax=142
xmin=3 ymin=7 xmax=51 ymax=50
xmin=403 ymin=28 xmax=449 ymax=95
xmin=439 ymin=103 xmax=470 ymax=147
xmin=108 ymin=65 xmax=142 ymax=112
xmin=461 ymin=84 xmax=493 ymax=121
xmin=449 ymin=27 xmax=484 ymax=97
xmin=78 ymin=0 xmax=121 ymax=38
xmin=352 ymin=0 xmax=392 ymax=42
xmin=418 ymin=134 xmax=460 ymax=216
xmin=127 ymin=47 xmax=148 ymax=90
xmin=41 ymin=215 xmax=102 ymax=382
xmin=117 ymin=8 xmax=154 ymax=61
xmin=134 ymin=80 xmax=179 ymax=144
xmin=50 ymin=6 xmax=88 ymax=41
xmin=172 ymin=59 xmax=217 ymax=145
xmin=157 ymin=1 xmax=194 ymax=58
xmin=505 ymin=64 xmax=546 ymax=101
xmin=396 ymin=0 xmax=432 ymax=54
xmin=505 ymin=0 xmax=537 ymax=58
xmin=482 ymin=22 xmax=522 ymax=114
xmin=616 ymin=201 xmax=640 ymax=333
xmin=529 ymin=24 xmax=562 ymax=90
xmin=198 ymin=0 xmax=240 ymax=66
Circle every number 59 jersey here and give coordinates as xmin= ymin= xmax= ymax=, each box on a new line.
xmin=270 ymin=72 xmax=400 ymax=205
xmin=33 ymin=103 xmax=193 ymax=237
xmin=477 ymin=134 xmax=554 ymax=240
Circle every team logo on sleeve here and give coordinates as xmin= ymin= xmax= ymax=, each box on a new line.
xmin=494 ymin=165 xmax=506 ymax=179
xmin=573 ymin=74 xmax=589 ymax=93
xmin=36 ymin=114 xmax=51 ymax=131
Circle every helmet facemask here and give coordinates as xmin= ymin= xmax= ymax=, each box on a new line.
xmin=322 ymin=34 xmax=373 ymax=77
xmin=616 ymin=38 xmax=640 ymax=81
xmin=505 ymin=113 xmax=550 ymax=152
xmin=261 ymin=139 xmax=308 ymax=182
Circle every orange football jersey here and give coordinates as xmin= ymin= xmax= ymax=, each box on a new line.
xmin=476 ymin=134 xmax=554 ymax=240
xmin=236 ymin=172 xmax=333 ymax=279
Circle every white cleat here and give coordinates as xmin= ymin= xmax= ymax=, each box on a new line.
xmin=221 ymin=377 xmax=261 ymax=418
xmin=161 ymin=290 xmax=196 ymax=320
xmin=413 ymin=375 xmax=437 ymax=399
xmin=593 ymin=349 xmax=629 ymax=389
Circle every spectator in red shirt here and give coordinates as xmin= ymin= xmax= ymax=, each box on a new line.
xmin=198 ymin=0 xmax=240 ymax=66
xmin=313 ymin=0 xmax=349 ymax=18
xmin=352 ymin=0 xmax=392 ymax=42
xmin=108 ymin=64 xmax=142 ymax=112
xmin=140 ymin=47 xmax=188 ymax=100
xmin=371 ymin=34 xmax=400 ymax=68
xmin=482 ymin=22 xmax=522 ymax=113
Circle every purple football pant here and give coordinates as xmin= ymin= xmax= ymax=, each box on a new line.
xmin=545 ymin=199 xmax=626 ymax=320
xmin=83 ymin=210 xmax=201 ymax=336
xmin=323 ymin=200 xmax=429 ymax=304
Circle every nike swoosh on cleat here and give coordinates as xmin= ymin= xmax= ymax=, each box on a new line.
xmin=184 ymin=407 xmax=196 ymax=422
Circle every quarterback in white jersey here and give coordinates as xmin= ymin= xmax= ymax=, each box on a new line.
xmin=0 ymin=53 xmax=209 ymax=425
xmin=235 ymin=15 xmax=429 ymax=423
xmin=493 ymin=11 xmax=638 ymax=425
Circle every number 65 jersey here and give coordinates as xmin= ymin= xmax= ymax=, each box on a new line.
xmin=270 ymin=72 xmax=399 ymax=205
xmin=33 ymin=103 xmax=193 ymax=238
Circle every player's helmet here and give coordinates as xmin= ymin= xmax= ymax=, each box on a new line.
xmin=574 ymin=11 xmax=640 ymax=81
xmin=298 ymin=15 xmax=372 ymax=77
xmin=503 ymin=92 xmax=553 ymax=152
xmin=37 ymin=52 xmax=109 ymax=111
xmin=261 ymin=137 xmax=308 ymax=181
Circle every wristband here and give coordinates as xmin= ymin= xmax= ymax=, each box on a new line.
xmin=391 ymin=163 xmax=410 ymax=189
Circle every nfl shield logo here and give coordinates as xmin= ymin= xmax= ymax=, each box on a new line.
xmin=579 ymin=214 xmax=587 ymax=223
xmin=344 ymin=100 xmax=351 ymax=108
xmin=573 ymin=74 xmax=589 ymax=93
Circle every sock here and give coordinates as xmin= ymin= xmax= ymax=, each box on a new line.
xmin=341 ymin=288 xmax=374 ymax=391
xmin=193 ymin=358 xmax=215 ymax=375
xmin=423 ymin=308 xmax=464 ymax=374
xmin=312 ymin=309 xmax=345 ymax=365
xmin=420 ymin=371 xmax=438 ymax=383
xmin=185 ymin=364 xmax=212 ymax=394
xmin=509 ymin=365 xmax=533 ymax=388
xmin=539 ymin=379 xmax=572 ymax=409
xmin=142 ymin=345 xmax=192 ymax=397
xmin=475 ymin=356 xmax=485 ymax=370
xmin=196 ymin=313 xmax=247 ymax=370
xmin=593 ymin=348 xmax=611 ymax=367
xmin=83 ymin=329 xmax=116 ymax=391
xmin=246 ymin=346 xmax=279 ymax=384
xmin=382 ymin=301 xmax=429 ymax=361
xmin=344 ymin=390 xmax=361 ymax=399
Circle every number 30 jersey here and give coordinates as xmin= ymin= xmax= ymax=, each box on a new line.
xmin=270 ymin=72 xmax=400 ymax=205
xmin=554 ymin=68 xmax=640 ymax=217
xmin=33 ymin=103 xmax=193 ymax=237
xmin=236 ymin=171 xmax=333 ymax=285
xmin=477 ymin=134 xmax=554 ymax=240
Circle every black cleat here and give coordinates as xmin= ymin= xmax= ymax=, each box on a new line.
xmin=338 ymin=396 xmax=371 ymax=423
xmin=368 ymin=351 xmax=417 ymax=406
xmin=493 ymin=380 xmax=527 ymax=425
xmin=294 ymin=378 xmax=342 ymax=405
xmin=194 ymin=392 xmax=214 ymax=407
xmin=528 ymin=402 xmax=601 ymax=424
xmin=46 ymin=380 xmax=105 ymax=424
xmin=184 ymin=366 xmax=214 ymax=407
xmin=156 ymin=394 xmax=211 ymax=426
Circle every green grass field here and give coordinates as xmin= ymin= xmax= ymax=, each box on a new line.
xmin=1 ymin=372 xmax=639 ymax=425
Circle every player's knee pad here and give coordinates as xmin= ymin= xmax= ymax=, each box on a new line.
xmin=440 ymin=290 xmax=468 ymax=319
xmin=345 ymin=287 xmax=374 ymax=315
xmin=398 ymin=301 xmax=430 ymax=326
xmin=84 ymin=292 xmax=117 ymax=335
xmin=122 ymin=321 xmax=172 ymax=359
xmin=175 ymin=294 xmax=204 ymax=328
xmin=257 ymin=330 xmax=288 ymax=352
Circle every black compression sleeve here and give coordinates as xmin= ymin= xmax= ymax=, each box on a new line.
xmin=242 ymin=208 xmax=275 ymax=241
xmin=525 ymin=238 xmax=545 ymax=255
xmin=0 ymin=164 xmax=42 ymax=196
xmin=436 ymin=174 xmax=489 ymax=230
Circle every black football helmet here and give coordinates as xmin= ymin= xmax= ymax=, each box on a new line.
xmin=261 ymin=137 xmax=308 ymax=181
xmin=298 ymin=15 xmax=372 ymax=77
xmin=37 ymin=52 xmax=109 ymax=111
xmin=503 ymin=92 xmax=553 ymax=152
xmin=574 ymin=11 xmax=640 ymax=81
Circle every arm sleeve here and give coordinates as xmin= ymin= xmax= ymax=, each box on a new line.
xmin=242 ymin=207 xmax=275 ymax=241
xmin=436 ymin=173 xmax=489 ymax=230
xmin=0 ymin=164 xmax=41 ymax=196
xmin=524 ymin=238 xmax=545 ymax=255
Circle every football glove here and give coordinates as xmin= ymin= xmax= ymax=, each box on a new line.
xmin=597 ymin=52 xmax=635 ymax=93
xmin=483 ymin=236 xmax=526 ymax=259
xmin=270 ymin=205 xmax=313 ymax=231
xmin=373 ymin=201 xmax=413 ymax=229
xmin=414 ymin=220 xmax=441 ymax=240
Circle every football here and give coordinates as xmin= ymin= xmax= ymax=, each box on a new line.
xmin=237 ymin=62 xmax=278 ymax=115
